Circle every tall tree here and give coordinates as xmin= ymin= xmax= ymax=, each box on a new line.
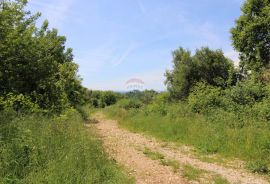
xmin=165 ymin=47 xmax=235 ymax=100
xmin=231 ymin=0 xmax=270 ymax=72
xmin=0 ymin=0 xmax=83 ymax=112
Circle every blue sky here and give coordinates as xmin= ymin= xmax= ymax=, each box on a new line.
xmin=28 ymin=0 xmax=244 ymax=91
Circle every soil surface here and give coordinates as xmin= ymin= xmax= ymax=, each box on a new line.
xmin=87 ymin=112 xmax=269 ymax=184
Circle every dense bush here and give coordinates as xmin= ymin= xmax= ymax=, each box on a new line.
xmin=0 ymin=93 xmax=40 ymax=113
xmin=0 ymin=0 xmax=84 ymax=113
xmin=188 ymin=82 xmax=226 ymax=113
xmin=226 ymin=79 xmax=267 ymax=106
xmin=125 ymin=90 xmax=158 ymax=104
xmin=87 ymin=90 xmax=122 ymax=108
xmin=117 ymin=98 xmax=143 ymax=110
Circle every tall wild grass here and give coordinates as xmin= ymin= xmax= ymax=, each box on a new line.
xmin=0 ymin=108 xmax=132 ymax=183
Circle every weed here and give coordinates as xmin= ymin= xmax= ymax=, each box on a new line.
xmin=160 ymin=159 xmax=180 ymax=173
xmin=143 ymin=148 xmax=165 ymax=160
xmin=212 ymin=175 xmax=230 ymax=184
xmin=182 ymin=164 xmax=204 ymax=181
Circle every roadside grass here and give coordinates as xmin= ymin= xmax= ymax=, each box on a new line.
xmin=212 ymin=175 xmax=230 ymax=184
xmin=160 ymin=159 xmax=180 ymax=173
xmin=142 ymin=147 xmax=230 ymax=183
xmin=103 ymin=105 xmax=270 ymax=174
xmin=143 ymin=148 xmax=165 ymax=160
xmin=143 ymin=148 xmax=180 ymax=173
xmin=0 ymin=108 xmax=133 ymax=184
xmin=182 ymin=164 xmax=205 ymax=181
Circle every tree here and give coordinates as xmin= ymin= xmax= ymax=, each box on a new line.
xmin=0 ymin=0 xmax=83 ymax=112
xmin=231 ymin=0 xmax=270 ymax=72
xmin=165 ymin=47 xmax=235 ymax=100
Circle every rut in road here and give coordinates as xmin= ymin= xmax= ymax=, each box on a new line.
xmin=87 ymin=112 xmax=269 ymax=184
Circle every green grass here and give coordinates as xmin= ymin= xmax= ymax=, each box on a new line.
xmin=103 ymin=105 xmax=270 ymax=173
xmin=160 ymin=159 xmax=180 ymax=173
xmin=141 ymin=146 xmax=229 ymax=183
xmin=212 ymin=175 xmax=230 ymax=184
xmin=143 ymin=148 xmax=180 ymax=173
xmin=0 ymin=108 xmax=133 ymax=184
xmin=182 ymin=164 xmax=204 ymax=181
xmin=143 ymin=148 xmax=165 ymax=160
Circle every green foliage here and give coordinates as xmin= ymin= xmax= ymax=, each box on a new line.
xmin=188 ymin=82 xmax=226 ymax=113
xmin=0 ymin=109 xmax=132 ymax=183
xmin=101 ymin=91 xmax=118 ymax=107
xmin=86 ymin=90 xmax=121 ymax=108
xmin=165 ymin=47 xmax=235 ymax=99
xmin=0 ymin=0 xmax=83 ymax=113
xmin=227 ymin=79 xmax=266 ymax=106
xmin=252 ymin=97 xmax=270 ymax=121
xmin=0 ymin=93 xmax=39 ymax=113
xmin=117 ymin=98 xmax=143 ymax=110
xmin=125 ymin=90 xmax=158 ymax=104
xmin=231 ymin=0 xmax=270 ymax=71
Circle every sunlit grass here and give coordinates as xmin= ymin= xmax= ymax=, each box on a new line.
xmin=103 ymin=105 xmax=270 ymax=174
xmin=0 ymin=108 xmax=133 ymax=184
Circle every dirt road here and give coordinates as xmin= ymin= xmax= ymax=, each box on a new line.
xmin=87 ymin=112 xmax=269 ymax=184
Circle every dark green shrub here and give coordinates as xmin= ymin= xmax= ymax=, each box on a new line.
xmin=226 ymin=80 xmax=266 ymax=106
xmin=3 ymin=93 xmax=39 ymax=113
xmin=251 ymin=98 xmax=270 ymax=121
xmin=188 ymin=82 xmax=226 ymax=113
xmin=101 ymin=91 xmax=117 ymax=106
xmin=117 ymin=99 xmax=143 ymax=110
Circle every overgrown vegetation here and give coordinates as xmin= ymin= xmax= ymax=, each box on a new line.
xmin=1 ymin=0 xmax=270 ymax=182
xmin=0 ymin=109 xmax=132 ymax=183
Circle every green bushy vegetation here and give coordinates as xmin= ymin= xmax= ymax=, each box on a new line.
xmin=85 ymin=90 xmax=123 ymax=108
xmin=0 ymin=109 xmax=132 ymax=183
xmin=1 ymin=0 xmax=270 ymax=182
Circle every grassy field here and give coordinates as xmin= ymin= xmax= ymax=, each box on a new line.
xmin=103 ymin=105 xmax=270 ymax=174
xmin=0 ymin=109 xmax=133 ymax=184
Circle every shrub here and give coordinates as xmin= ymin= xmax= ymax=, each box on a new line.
xmin=188 ymin=82 xmax=226 ymax=113
xmin=101 ymin=91 xmax=117 ymax=106
xmin=2 ymin=93 xmax=40 ymax=113
xmin=117 ymin=99 xmax=143 ymax=110
xmin=226 ymin=80 xmax=266 ymax=106
xmin=145 ymin=103 xmax=168 ymax=116
xmin=251 ymin=98 xmax=270 ymax=121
